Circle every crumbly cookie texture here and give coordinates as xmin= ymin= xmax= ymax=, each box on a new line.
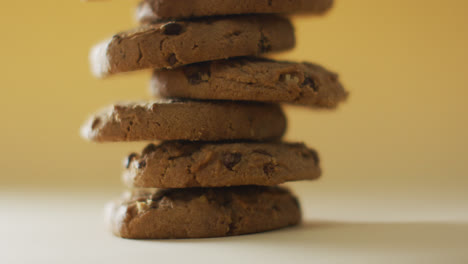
xmin=123 ymin=141 xmax=321 ymax=188
xmin=105 ymin=186 xmax=301 ymax=239
xmin=90 ymin=15 xmax=295 ymax=77
xmin=81 ymin=100 xmax=286 ymax=142
xmin=152 ymin=57 xmax=348 ymax=108
xmin=136 ymin=0 xmax=334 ymax=21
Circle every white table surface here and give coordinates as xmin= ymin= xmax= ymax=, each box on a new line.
xmin=1 ymin=189 xmax=467 ymax=264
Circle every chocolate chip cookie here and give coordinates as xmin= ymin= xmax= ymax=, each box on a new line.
xmin=91 ymin=15 xmax=295 ymax=77
xmin=81 ymin=100 xmax=286 ymax=142
xmin=152 ymin=57 xmax=348 ymax=108
xmin=123 ymin=141 xmax=321 ymax=188
xmin=136 ymin=0 xmax=333 ymax=21
xmin=106 ymin=186 xmax=301 ymax=239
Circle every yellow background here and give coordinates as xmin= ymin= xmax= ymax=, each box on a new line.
xmin=0 ymin=0 xmax=467 ymax=214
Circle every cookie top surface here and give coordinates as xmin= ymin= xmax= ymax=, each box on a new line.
xmin=123 ymin=141 xmax=321 ymax=188
xmin=152 ymin=57 xmax=348 ymax=108
xmin=81 ymin=100 xmax=286 ymax=142
xmin=91 ymin=15 xmax=295 ymax=78
xmin=106 ymin=186 xmax=301 ymax=239
xmin=136 ymin=0 xmax=333 ymax=21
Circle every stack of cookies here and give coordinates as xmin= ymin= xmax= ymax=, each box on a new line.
xmin=81 ymin=0 xmax=347 ymax=239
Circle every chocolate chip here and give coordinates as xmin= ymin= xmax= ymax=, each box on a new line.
xmin=302 ymin=77 xmax=318 ymax=92
xmin=161 ymin=23 xmax=184 ymax=35
xmin=137 ymin=160 xmax=147 ymax=169
xmin=223 ymin=153 xmax=242 ymax=171
xmin=126 ymin=121 xmax=134 ymax=132
xmin=113 ymin=35 xmax=123 ymax=45
xmin=91 ymin=118 xmax=101 ymax=130
xmin=302 ymin=149 xmax=320 ymax=164
xmin=263 ymin=162 xmax=276 ymax=176
xmin=167 ymin=53 xmax=178 ymax=66
xmin=142 ymin=143 xmax=158 ymax=155
xmin=125 ymin=153 xmax=138 ymax=169
xmin=225 ymin=30 xmax=241 ymax=38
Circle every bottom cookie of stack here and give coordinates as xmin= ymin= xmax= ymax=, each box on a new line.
xmin=106 ymin=186 xmax=301 ymax=239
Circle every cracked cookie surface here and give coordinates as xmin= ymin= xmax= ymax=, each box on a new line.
xmin=123 ymin=141 xmax=321 ymax=188
xmin=136 ymin=0 xmax=333 ymax=21
xmin=106 ymin=186 xmax=301 ymax=239
xmin=152 ymin=57 xmax=348 ymax=108
xmin=91 ymin=15 xmax=295 ymax=77
xmin=81 ymin=99 xmax=286 ymax=142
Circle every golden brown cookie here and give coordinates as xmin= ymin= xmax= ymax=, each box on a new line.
xmin=81 ymin=100 xmax=286 ymax=142
xmin=123 ymin=141 xmax=321 ymax=188
xmin=106 ymin=186 xmax=301 ymax=239
xmin=152 ymin=57 xmax=348 ymax=108
xmin=91 ymin=15 xmax=295 ymax=77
